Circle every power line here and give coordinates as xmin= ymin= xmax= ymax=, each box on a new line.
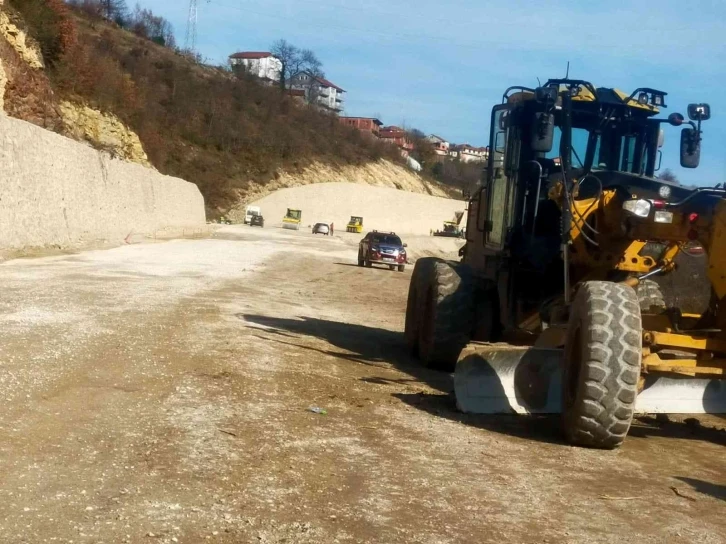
xmin=184 ymin=0 xmax=198 ymax=51
xmin=185 ymin=0 xmax=211 ymax=52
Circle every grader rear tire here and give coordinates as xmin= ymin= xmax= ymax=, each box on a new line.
xmin=562 ymin=281 xmax=642 ymax=449
xmin=410 ymin=258 xmax=476 ymax=371
xmin=636 ymin=279 xmax=666 ymax=312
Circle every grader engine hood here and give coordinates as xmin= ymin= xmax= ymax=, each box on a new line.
xmin=583 ymin=170 xmax=694 ymax=202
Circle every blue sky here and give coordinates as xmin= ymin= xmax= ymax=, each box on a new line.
xmin=143 ymin=0 xmax=725 ymax=185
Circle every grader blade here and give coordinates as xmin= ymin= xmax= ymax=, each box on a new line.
xmin=454 ymin=344 xmax=563 ymax=414
xmin=454 ymin=343 xmax=726 ymax=415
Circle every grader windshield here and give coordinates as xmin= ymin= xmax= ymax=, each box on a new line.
xmin=546 ymin=124 xmax=656 ymax=175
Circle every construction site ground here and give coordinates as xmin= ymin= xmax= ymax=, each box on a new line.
xmin=1 ymin=225 xmax=724 ymax=544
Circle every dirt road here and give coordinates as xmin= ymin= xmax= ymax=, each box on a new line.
xmin=1 ymin=226 xmax=724 ymax=544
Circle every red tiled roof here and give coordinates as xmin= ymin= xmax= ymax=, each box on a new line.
xmin=287 ymin=89 xmax=306 ymax=97
xmin=313 ymin=75 xmax=345 ymax=92
xmin=340 ymin=117 xmax=382 ymax=125
xmin=229 ymin=51 xmax=273 ymax=59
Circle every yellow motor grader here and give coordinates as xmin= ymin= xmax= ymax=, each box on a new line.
xmin=405 ymin=78 xmax=724 ymax=449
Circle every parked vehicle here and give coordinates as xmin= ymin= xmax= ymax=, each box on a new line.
xmin=250 ymin=213 xmax=264 ymax=227
xmin=358 ymin=230 xmax=407 ymax=272
xmin=313 ymin=223 xmax=330 ymax=235
xmin=244 ymin=206 xmax=261 ymax=225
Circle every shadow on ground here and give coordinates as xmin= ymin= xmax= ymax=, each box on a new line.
xmin=629 ymin=415 xmax=726 ymax=446
xmin=333 ymin=262 xmax=402 ymax=272
xmin=241 ymin=313 xmax=450 ymax=391
xmin=240 ymin=314 xmax=726 ymax=448
xmin=241 ymin=313 xmax=565 ymax=445
xmin=674 ymin=477 xmax=726 ymax=501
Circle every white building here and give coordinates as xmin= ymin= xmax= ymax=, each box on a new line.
xmin=426 ymin=134 xmax=450 ymax=156
xmin=450 ymin=144 xmax=489 ymax=163
xmin=228 ymin=52 xmax=282 ymax=83
xmin=287 ymin=71 xmax=345 ymax=114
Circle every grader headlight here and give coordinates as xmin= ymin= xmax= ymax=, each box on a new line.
xmin=623 ymin=198 xmax=653 ymax=218
xmin=654 ymin=211 xmax=674 ymax=224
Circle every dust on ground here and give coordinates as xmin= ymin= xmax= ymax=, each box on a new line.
xmin=0 ymin=225 xmax=724 ymax=544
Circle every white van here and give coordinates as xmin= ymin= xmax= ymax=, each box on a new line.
xmin=244 ymin=206 xmax=261 ymax=224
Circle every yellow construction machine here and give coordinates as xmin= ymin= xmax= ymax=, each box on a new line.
xmin=346 ymin=216 xmax=364 ymax=233
xmin=405 ymin=78 xmax=724 ymax=449
xmin=282 ymin=208 xmax=302 ymax=230
xmin=433 ymin=221 xmax=464 ymax=238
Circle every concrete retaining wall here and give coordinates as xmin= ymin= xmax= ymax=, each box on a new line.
xmin=0 ymin=114 xmax=206 ymax=252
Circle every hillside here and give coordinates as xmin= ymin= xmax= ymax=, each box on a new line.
xmin=0 ymin=0 xmax=457 ymax=218
xmin=243 ymin=182 xmax=464 ymax=235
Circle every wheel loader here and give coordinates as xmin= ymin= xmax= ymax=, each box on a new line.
xmin=405 ymin=78 xmax=726 ymax=449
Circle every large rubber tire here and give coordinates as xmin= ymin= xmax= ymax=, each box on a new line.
xmin=407 ymin=258 xmax=476 ymax=371
xmin=562 ymin=281 xmax=642 ymax=449
xmin=404 ymin=270 xmax=421 ymax=355
xmin=636 ymin=279 xmax=666 ymax=312
xmin=397 ymin=265 xmax=405 ymax=272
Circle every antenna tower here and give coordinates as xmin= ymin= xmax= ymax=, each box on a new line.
xmin=184 ymin=0 xmax=198 ymax=52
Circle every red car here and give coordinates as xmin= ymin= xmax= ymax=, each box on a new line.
xmin=358 ymin=231 xmax=407 ymax=272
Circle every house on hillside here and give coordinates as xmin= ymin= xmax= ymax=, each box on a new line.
xmin=339 ymin=117 xmax=383 ymax=137
xmin=426 ymin=134 xmax=450 ymax=157
xmin=379 ymin=126 xmax=414 ymax=154
xmin=450 ymin=144 xmax=489 ymax=163
xmin=287 ymin=71 xmax=345 ymax=114
xmin=228 ymin=52 xmax=282 ymax=84
xmin=286 ymin=89 xmax=307 ymax=105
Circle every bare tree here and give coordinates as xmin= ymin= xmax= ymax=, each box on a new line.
xmin=129 ymin=3 xmax=175 ymax=47
xmin=270 ymin=39 xmax=324 ymax=90
xmin=98 ymin=0 xmax=129 ymax=25
xmin=300 ymin=49 xmax=323 ymax=77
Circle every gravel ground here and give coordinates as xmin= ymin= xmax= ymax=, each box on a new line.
xmin=0 ymin=225 xmax=724 ymax=543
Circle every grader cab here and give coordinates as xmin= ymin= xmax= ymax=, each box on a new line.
xmin=405 ymin=78 xmax=725 ymax=449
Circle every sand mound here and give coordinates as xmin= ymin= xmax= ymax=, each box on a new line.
xmin=245 ymin=182 xmax=466 ymax=236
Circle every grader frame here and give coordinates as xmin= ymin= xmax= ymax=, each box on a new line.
xmin=405 ymin=78 xmax=725 ymax=449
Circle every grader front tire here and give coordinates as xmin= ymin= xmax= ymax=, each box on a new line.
xmin=562 ymin=281 xmax=642 ymax=449
xmin=414 ymin=259 xmax=476 ymax=371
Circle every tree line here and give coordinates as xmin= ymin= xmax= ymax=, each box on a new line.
xmin=68 ymin=0 xmax=176 ymax=48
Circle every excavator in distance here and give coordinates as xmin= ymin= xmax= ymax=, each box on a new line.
xmin=405 ymin=78 xmax=725 ymax=449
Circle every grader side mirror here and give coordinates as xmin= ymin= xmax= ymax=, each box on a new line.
xmin=688 ymin=103 xmax=711 ymax=121
xmin=680 ymin=128 xmax=701 ymax=169
xmin=531 ymin=112 xmax=555 ymax=152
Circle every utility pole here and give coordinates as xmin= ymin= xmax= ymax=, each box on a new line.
xmin=184 ymin=0 xmax=198 ymax=52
